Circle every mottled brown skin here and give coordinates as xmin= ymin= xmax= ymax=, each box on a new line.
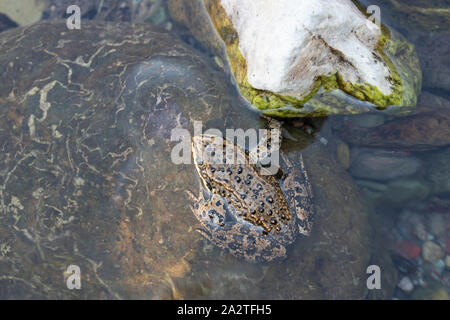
xmin=188 ymin=134 xmax=313 ymax=262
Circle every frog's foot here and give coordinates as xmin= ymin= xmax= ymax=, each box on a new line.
xmin=249 ymin=117 xmax=282 ymax=170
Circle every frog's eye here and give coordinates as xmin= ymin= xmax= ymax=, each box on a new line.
xmin=298 ymin=218 xmax=305 ymax=228
xmin=295 ymin=185 xmax=306 ymax=195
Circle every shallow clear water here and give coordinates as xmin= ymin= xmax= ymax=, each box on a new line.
xmin=0 ymin=0 xmax=448 ymax=300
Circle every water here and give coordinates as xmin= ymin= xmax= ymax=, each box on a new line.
xmin=0 ymin=0 xmax=448 ymax=300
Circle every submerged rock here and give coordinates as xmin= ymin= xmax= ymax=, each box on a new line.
xmin=425 ymin=148 xmax=450 ymax=196
xmin=169 ymin=0 xmax=421 ymax=117
xmin=398 ymin=276 xmax=414 ymax=293
xmin=0 ymin=12 xmax=17 ymax=33
xmin=42 ymin=0 xmax=170 ymax=26
xmin=349 ymin=149 xmax=422 ymax=181
xmin=382 ymin=178 xmax=430 ymax=208
xmin=422 ymin=241 xmax=445 ymax=263
xmin=357 ymin=177 xmax=430 ymax=208
xmin=335 ymin=93 xmax=450 ymax=151
xmin=0 ymin=20 xmax=251 ymax=299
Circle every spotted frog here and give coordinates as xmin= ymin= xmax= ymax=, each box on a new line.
xmin=187 ymin=131 xmax=314 ymax=263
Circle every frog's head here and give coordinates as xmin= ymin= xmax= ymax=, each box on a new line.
xmin=191 ymin=134 xmax=225 ymax=166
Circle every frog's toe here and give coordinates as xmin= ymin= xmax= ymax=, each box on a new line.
xmin=297 ymin=218 xmax=313 ymax=236
xmin=196 ymin=227 xmax=213 ymax=242
xmin=184 ymin=189 xmax=198 ymax=202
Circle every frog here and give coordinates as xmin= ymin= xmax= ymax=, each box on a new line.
xmin=186 ymin=127 xmax=314 ymax=263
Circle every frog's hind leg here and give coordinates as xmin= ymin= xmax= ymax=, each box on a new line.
xmin=280 ymin=153 xmax=314 ymax=236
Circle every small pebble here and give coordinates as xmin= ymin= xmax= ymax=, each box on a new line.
xmin=422 ymin=241 xmax=445 ymax=263
xmin=319 ymin=137 xmax=328 ymax=145
xmin=304 ymin=125 xmax=314 ymax=135
xmin=430 ymin=288 xmax=450 ymax=300
xmin=397 ymin=276 xmax=414 ymax=293
xmin=409 ymin=215 xmax=428 ymax=241
xmin=445 ymin=255 xmax=450 ymax=268
xmin=432 ymin=259 xmax=446 ymax=276
xmin=396 ymin=240 xmax=421 ymax=260
xmin=349 ymin=151 xmax=422 ymax=181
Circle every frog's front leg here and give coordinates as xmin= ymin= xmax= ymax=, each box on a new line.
xmin=186 ymin=189 xmax=226 ymax=244
xmin=247 ymin=117 xmax=282 ymax=176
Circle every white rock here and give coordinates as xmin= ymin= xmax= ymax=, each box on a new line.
xmin=220 ymin=0 xmax=393 ymax=100
xmin=397 ymin=276 xmax=414 ymax=292
xmin=446 ymin=255 xmax=450 ymax=268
